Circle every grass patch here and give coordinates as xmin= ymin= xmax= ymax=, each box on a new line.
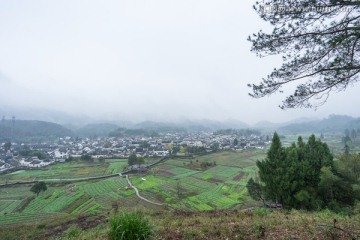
xmin=109 ymin=211 xmax=153 ymax=240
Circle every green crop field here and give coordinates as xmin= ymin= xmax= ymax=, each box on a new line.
xmin=106 ymin=159 xmax=128 ymax=174
xmin=0 ymin=161 xmax=109 ymax=183
xmin=194 ymin=150 xmax=265 ymax=167
xmin=83 ymin=178 xmax=128 ymax=196
xmin=0 ymin=149 xmax=266 ymax=226
xmin=168 ymin=167 xmax=199 ymax=179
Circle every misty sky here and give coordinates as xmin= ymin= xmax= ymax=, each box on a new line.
xmin=0 ymin=0 xmax=359 ymax=124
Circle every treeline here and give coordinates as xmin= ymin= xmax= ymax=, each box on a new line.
xmin=128 ymin=154 xmax=145 ymax=166
xmin=213 ymin=128 xmax=260 ymax=136
xmin=247 ymin=133 xmax=360 ymax=213
xmin=19 ymin=149 xmax=48 ymax=160
xmin=344 ymin=128 xmax=360 ymax=139
xmin=108 ymin=128 xmax=159 ymax=137
xmin=171 ymin=145 xmax=216 ymax=155
xmin=342 ymin=128 xmax=360 ymax=154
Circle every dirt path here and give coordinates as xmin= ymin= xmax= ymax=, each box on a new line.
xmin=125 ymin=175 xmax=163 ymax=206
xmin=43 ymin=173 xmax=119 ymax=182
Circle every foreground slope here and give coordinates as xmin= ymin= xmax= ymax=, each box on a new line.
xmin=0 ymin=209 xmax=359 ymax=239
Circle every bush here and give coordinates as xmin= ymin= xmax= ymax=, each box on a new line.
xmin=254 ymin=222 xmax=265 ymax=238
xmin=30 ymin=181 xmax=47 ymax=196
xmin=109 ymin=211 xmax=153 ymax=240
xmin=252 ymin=208 xmax=271 ymax=217
xmin=66 ymin=226 xmax=81 ymax=238
xmin=81 ymin=154 xmax=93 ymax=161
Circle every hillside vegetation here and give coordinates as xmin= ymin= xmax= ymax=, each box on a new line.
xmin=279 ymin=115 xmax=360 ymax=134
xmin=248 ymin=133 xmax=360 ymax=214
xmin=75 ymin=123 xmax=119 ymax=137
xmin=0 ymin=208 xmax=359 ymax=239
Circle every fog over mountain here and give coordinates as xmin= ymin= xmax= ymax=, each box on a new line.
xmin=1 ymin=115 xmax=359 ymax=142
xmin=1 ymin=1 xmax=359 ymax=124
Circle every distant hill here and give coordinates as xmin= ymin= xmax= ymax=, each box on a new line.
xmin=221 ymin=119 xmax=249 ymax=129
xmin=253 ymin=118 xmax=317 ymax=130
xmin=108 ymin=127 xmax=159 ymax=137
xmin=133 ymin=119 xmax=249 ymax=133
xmin=252 ymin=120 xmax=283 ymax=130
xmin=194 ymin=119 xmax=249 ymax=131
xmin=133 ymin=121 xmax=187 ymax=133
xmin=0 ymin=105 xmax=91 ymax=126
xmin=0 ymin=119 xmax=74 ymax=142
xmin=2 ymin=115 xmax=358 ymax=141
xmin=75 ymin=123 xmax=119 ymax=137
xmin=278 ymin=115 xmax=360 ymax=133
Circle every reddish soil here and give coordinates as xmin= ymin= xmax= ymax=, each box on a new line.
xmin=206 ymin=178 xmax=223 ymax=183
xmin=39 ymin=214 xmax=106 ymax=239
xmin=232 ymin=172 xmax=245 ymax=181
xmin=156 ymin=170 xmax=175 ymax=178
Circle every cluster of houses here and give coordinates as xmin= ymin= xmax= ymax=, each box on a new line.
xmin=0 ymin=131 xmax=269 ymax=172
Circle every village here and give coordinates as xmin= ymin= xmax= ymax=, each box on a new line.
xmin=0 ymin=131 xmax=269 ymax=173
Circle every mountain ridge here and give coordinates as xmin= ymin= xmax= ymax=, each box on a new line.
xmin=0 ymin=119 xmax=74 ymax=141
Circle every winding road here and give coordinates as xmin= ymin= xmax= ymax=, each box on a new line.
xmin=125 ymin=175 xmax=163 ymax=206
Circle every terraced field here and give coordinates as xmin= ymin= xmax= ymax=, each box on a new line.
xmin=0 ymin=161 xmax=109 ymax=183
xmin=139 ymin=150 xmax=265 ymax=210
xmin=0 ymin=150 xmax=265 ymax=225
xmin=106 ymin=160 xmax=128 ymax=174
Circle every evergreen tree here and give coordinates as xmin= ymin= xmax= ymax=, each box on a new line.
xmin=246 ymin=178 xmax=266 ymax=206
xmin=336 ymin=154 xmax=360 ymax=202
xmin=337 ymin=154 xmax=360 ymax=183
xmin=344 ymin=144 xmax=350 ymax=155
xmin=248 ymin=0 xmax=360 ymax=108
xmin=345 ymin=129 xmax=350 ymax=137
xmin=302 ymin=135 xmax=333 ymax=189
xmin=318 ymin=167 xmax=355 ymax=209
xmin=342 ymin=135 xmax=352 ymax=145
xmin=257 ymin=132 xmax=286 ymax=204
xmin=351 ymin=129 xmax=357 ymax=140
xmin=254 ymin=132 xmax=353 ymax=210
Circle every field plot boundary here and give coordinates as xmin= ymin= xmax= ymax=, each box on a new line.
xmin=0 ymin=151 xmax=264 ymax=221
xmin=125 ymin=175 xmax=163 ymax=206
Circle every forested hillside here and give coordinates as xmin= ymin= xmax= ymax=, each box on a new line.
xmin=279 ymin=115 xmax=360 ymax=133
xmin=0 ymin=120 xmax=74 ymax=141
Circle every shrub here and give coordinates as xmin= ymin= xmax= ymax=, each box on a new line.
xmin=253 ymin=207 xmax=271 ymax=217
xmin=109 ymin=211 xmax=153 ymax=240
xmin=30 ymin=181 xmax=47 ymax=196
xmin=66 ymin=226 xmax=81 ymax=238
xmin=254 ymin=223 xmax=265 ymax=238
xmin=37 ymin=224 xmax=46 ymax=229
